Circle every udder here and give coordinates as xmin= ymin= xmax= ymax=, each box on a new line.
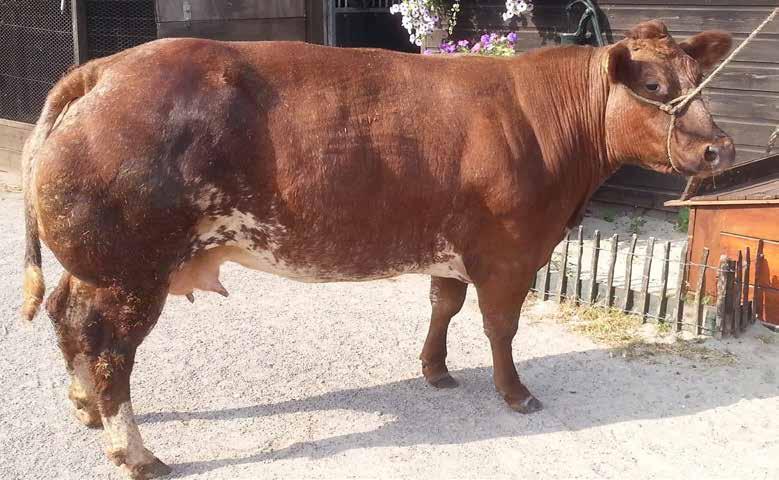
xmin=168 ymin=246 xmax=236 ymax=297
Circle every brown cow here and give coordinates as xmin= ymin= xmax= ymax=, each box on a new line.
xmin=22 ymin=20 xmax=733 ymax=479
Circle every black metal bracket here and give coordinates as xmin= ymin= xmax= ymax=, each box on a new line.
xmin=559 ymin=0 xmax=606 ymax=47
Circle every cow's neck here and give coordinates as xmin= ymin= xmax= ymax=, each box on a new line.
xmin=511 ymin=46 xmax=618 ymax=226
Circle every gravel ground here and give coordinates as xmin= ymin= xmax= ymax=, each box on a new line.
xmin=1 ymin=192 xmax=777 ymax=480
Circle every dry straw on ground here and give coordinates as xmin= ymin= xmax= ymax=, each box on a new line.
xmin=544 ymin=298 xmax=738 ymax=366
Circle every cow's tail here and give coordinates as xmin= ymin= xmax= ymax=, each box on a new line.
xmin=21 ymin=63 xmax=101 ymax=321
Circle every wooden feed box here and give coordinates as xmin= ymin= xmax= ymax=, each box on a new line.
xmin=667 ymin=155 xmax=779 ymax=325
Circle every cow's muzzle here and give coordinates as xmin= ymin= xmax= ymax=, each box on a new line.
xmin=702 ymin=134 xmax=735 ymax=171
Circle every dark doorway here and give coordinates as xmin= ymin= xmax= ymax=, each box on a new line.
xmin=330 ymin=1 xmax=418 ymax=52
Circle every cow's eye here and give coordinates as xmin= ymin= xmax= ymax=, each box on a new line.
xmin=646 ymin=82 xmax=660 ymax=92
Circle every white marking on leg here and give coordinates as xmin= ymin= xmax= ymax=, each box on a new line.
xmin=102 ymin=401 xmax=153 ymax=467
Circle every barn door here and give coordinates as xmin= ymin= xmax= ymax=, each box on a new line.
xmin=329 ymin=0 xmax=417 ymax=52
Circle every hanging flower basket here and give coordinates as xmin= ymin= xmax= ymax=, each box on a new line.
xmin=390 ymin=1 xmax=533 ymax=52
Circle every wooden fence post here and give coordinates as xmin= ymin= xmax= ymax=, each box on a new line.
xmin=623 ymin=234 xmax=638 ymax=312
xmin=742 ymin=247 xmax=751 ymax=331
xmin=640 ymin=237 xmax=656 ymax=323
xmin=658 ymin=241 xmax=671 ymax=321
xmin=574 ymin=226 xmax=584 ymax=305
xmin=726 ymin=259 xmax=737 ymax=337
xmin=694 ymin=247 xmax=710 ymax=335
xmin=541 ymin=259 xmax=551 ymax=301
xmin=754 ymin=240 xmax=764 ymax=323
xmin=675 ymin=241 xmax=689 ymax=332
xmin=589 ymin=230 xmax=601 ymax=305
xmin=733 ymin=251 xmax=743 ymax=338
xmin=558 ymin=231 xmax=571 ymax=303
xmin=715 ymin=255 xmax=729 ymax=338
xmin=606 ymin=234 xmax=619 ymax=307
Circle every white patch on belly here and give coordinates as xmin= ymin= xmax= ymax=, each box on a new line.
xmin=173 ymin=202 xmax=472 ymax=295
xmin=192 ymin=207 xmax=335 ymax=283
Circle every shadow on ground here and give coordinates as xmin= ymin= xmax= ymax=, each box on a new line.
xmin=136 ymin=348 xmax=777 ymax=478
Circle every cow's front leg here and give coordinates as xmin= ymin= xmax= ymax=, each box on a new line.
xmin=475 ymin=270 xmax=542 ymax=414
xmin=421 ymin=276 xmax=467 ymax=388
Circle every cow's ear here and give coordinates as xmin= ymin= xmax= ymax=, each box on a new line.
xmin=680 ymin=31 xmax=732 ymax=71
xmin=606 ymin=43 xmax=631 ymax=85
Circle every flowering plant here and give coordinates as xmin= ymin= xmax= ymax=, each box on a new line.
xmin=434 ymin=32 xmax=518 ymax=57
xmin=502 ymin=0 xmax=533 ymax=22
xmin=389 ymin=1 xmax=461 ymax=46
xmin=390 ymin=1 xmax=532 ymax=46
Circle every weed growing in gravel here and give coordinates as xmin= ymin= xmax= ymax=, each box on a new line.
xmin=656 ymin=321 xmax=672 ymax=335
xmin=628 ymin=216 xmax=647 ymax=235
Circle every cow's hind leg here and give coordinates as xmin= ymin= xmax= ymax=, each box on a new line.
xmin=47 ymin=274 xmax=171 ymax=479
xmin=421 ymin=277 xmax=467 ymax=388
xmin=48 ymin=274 xmax=103 ymax=428
xmin=476 ymin=269 xmax=542 ymax=414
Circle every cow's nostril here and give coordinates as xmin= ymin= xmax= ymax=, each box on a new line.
xmin=704 ymin=145 xmax=719 ymax=163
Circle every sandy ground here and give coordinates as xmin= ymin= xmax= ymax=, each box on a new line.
xmin=1 ymin=192 xmax=777 ymax=480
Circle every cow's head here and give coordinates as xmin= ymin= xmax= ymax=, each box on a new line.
xmin=604 ymin=20 xmax=735 ymax=177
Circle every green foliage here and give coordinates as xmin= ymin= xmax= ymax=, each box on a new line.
xmin=602 ymin=209 xmax=616 ymax=223
xmin=675 ymin=207 xmax=690 ymax=232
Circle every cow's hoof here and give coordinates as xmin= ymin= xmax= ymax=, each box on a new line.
xmin=133 ymin=457 xmax=172 ymax=479
xmin=120 ymin=457 xmax=172 ymax=480
xmin=508 ymin=395 xmax=543 ymax=414
xmin=72 ymin=406 xmax=103 ymax=429
xmin=426 ymin=372 xmax=459 ymax=389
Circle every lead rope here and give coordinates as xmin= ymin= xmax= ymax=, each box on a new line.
xmin=624 ymin=7 xmax=778 ymax=173
xmin=768 ymin=126 xmax=778 ymax=154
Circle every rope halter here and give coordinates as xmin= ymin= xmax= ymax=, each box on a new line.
xmin=622 ymin=87 xmax=699 ymax=175
xmin=616 ymin=7 xmax=778 ymax=174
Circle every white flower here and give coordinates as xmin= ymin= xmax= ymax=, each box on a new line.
xmin=389 ymin=0 xmax=460 ymax=46
xmin=503 ymin=0 xmax=534 ymax=21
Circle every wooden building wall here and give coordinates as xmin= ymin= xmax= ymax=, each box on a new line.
xmin=0 ymin=119 xmax=32 ymax=185
xmin=156 ymin=0 xmax=324 ymax=43
xmin=453 ymin=0 xmax=779 ymax=207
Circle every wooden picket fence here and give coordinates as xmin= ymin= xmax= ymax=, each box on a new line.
xmin=530 ymin=226 xmax=760 ymax=338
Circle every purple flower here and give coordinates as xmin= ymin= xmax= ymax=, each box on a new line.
xmin=480 ymin=34 xmax=491 ymax=45
xmin=507 ymin=32 xmax=518 ymax=43
xmin=471 ymin=43 xmax=483 ymax=53
xmin=457 ymin=39 xmax=470 ymax=48
xmin=489 ymin=33 xmax=499 ymax=42
xmin=439 ymin=41 xmax=457 ymax=54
